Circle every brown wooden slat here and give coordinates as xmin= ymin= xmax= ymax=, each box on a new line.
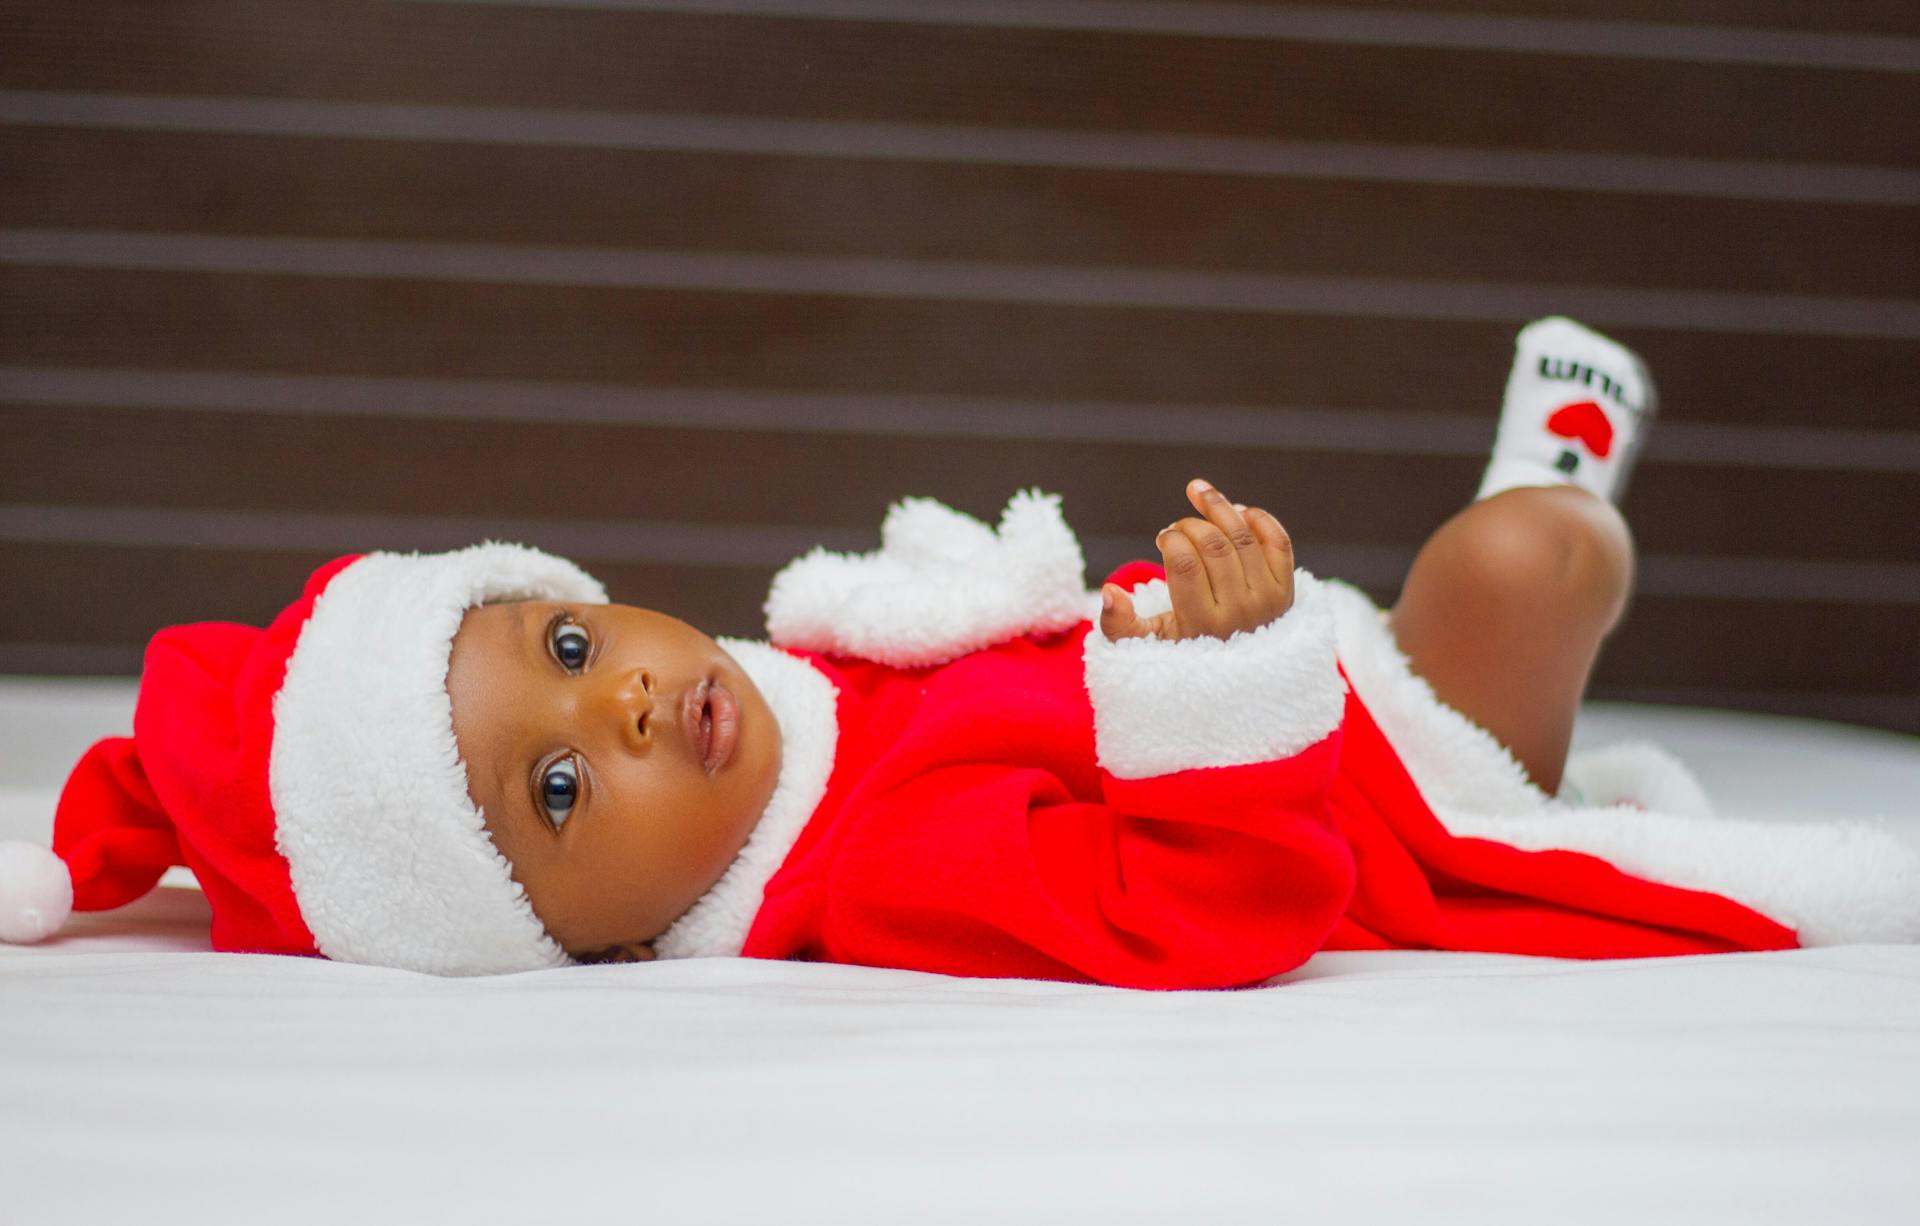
xmin=3 ymin=266 xmax=1915 ymax=432
xmin=2 ymin=542 xmax=1912 ymax=713
xmin=1596 ymin=596 xmax=1920 ymax=697
xmin=2 ymin=3 xmax=1913 ymax=166
xmin=1193 ymin=0 xmax=1920 ymax=38
xmin=3 ymin=127 xmax=1913 ymax=299
xmin=0 ymin=541 xmax=776 ymax=642
xmin=4 ymin=404 xmax=1917 ymax=567
xmin=1622 ymin=467 xmax=1920 ymax=569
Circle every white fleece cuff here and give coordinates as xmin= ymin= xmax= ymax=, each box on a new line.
xmin=1082 ymin=569 xmax=1347 ymax=779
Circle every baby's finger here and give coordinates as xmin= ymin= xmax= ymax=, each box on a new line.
xmin=1244 ymin=506 xmax=1295 ymax=589
xmin=1157 ymin=524 xmax=1217 ymax=632
xmin=1186 ymin=479 xmax=1263 ymax=597
xmin=1172 ymin=514 xmax=1251 ymax=630
xmin=1098 ymin=583 xmax=1151 ymax=641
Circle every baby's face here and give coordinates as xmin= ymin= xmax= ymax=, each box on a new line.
xmin=446 ymin=600 xmax=782 ymax=962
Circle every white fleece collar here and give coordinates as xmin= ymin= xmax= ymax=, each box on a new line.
xmin=764 ymin=489 xmax=1087 ymax=668
xmin=650 ymin=640 xmax=839 ymax=960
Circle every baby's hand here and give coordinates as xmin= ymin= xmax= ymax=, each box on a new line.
xmin=1100 ymin=479 xmax=1295 ymax=642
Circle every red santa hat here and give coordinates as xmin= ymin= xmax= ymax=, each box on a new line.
xmin=0 ymin=543 xmax=606 ymax=975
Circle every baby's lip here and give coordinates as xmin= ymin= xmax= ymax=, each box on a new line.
xmin=680 ymin=677 xmax=739 ymax=776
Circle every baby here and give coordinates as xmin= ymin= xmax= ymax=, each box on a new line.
xmin=442 ymin=474 xmax=1304 ymax=970
xmin=6 ymin=317 xmax=1916 ymax=983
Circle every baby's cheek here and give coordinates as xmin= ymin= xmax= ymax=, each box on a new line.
xmin=672 ymin=785 xmax=758 ymax=896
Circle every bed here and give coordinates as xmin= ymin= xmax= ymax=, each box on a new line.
xmin=4 ymin=676 xmax=1917 ymax=1224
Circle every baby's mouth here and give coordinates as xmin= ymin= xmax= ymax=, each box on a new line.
xmin=682 ymin=678 xmax=740 ymax=776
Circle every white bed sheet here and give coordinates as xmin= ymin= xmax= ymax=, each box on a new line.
xmin=4 ymin=678 xmax=1919 ymax=1225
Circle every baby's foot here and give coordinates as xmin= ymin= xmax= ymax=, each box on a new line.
xmin=1475 ymin=317 xmax=1659 ymax=505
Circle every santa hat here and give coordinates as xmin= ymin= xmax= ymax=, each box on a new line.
xmin=0 ymin=543 xmax=606 ymax=975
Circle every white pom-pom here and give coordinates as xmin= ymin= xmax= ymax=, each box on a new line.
xmin=0 ymin=841 xmax=74 ymax=943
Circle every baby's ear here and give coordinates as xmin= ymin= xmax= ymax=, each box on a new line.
xmin=575 ymin=941 xmax=656 ymax=965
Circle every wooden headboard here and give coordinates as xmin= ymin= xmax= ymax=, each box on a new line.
xmin=3 ymin=1 xmax=1915 ymax=732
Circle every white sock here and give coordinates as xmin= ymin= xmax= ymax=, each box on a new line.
xmin=1475 ymin=316 xmax=1658 ymax=504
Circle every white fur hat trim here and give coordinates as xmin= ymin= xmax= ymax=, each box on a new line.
xmin=269 ymin=542 xmax=605 ymax=976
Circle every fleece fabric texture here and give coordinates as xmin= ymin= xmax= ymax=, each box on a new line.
xmin=765 ymin=489 xmax=1090 ymax=669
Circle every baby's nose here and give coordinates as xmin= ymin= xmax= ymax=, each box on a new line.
xmin=609 ymin=667 xmax=654 ymax=751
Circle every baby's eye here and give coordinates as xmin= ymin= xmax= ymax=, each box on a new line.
xmin=539 ymin=757 xmax=580 ymax=828
xmin=550 ymin=618 xmax=591 ymax=671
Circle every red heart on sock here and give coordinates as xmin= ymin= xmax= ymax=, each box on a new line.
xmin=1546 ymin=401 xmax=1614 ymax=458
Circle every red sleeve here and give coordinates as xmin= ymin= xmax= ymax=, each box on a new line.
xmin=815 ymin=736 xmax=1355 ymax=990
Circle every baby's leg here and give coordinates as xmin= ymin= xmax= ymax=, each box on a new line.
xmin=1385 ymin=317 xmax=1654 ymax=797
xmin=1386 ymin=484 xmax=1634 ymax=796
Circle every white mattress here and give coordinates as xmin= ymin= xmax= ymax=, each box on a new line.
xmin=4 ymin=677 xmax=1918 ymax=1225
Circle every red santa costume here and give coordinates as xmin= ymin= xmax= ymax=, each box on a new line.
xmin=6 ymin=493 xmax=1915 ymax=982
xmin=652 ymin=491 xmax=1920 ymax=987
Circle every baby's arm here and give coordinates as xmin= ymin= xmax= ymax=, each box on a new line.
xmin=803 ymin=488 xmax=1350 ymax=988
xmin=1100 ymin=479 xmax=1295 ymax=643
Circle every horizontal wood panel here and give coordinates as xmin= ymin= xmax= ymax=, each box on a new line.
xmin=2 ymin=1 xmax=1914 ymax=743
xmin=3 ymin=127 xmax=1912 ymax=299
xmin=3 ymin=266 xmax=1915 ymax=431
xmin=1596 ymin=597 xmax=1920 ymax=697
xmin=4 ymin=405 xmax=1917 ymax=567
xmin=7 ymin=91 xmax=1911 ymax=208
xmin=2 ymin=3 xmax=1913 ymax=166
xmin=1216 ymin=0 xmax=1920 ymax=35
xmin=0 ymin=540 xmax=777 ymax=646
xmin=10 ymin=230 xmax=1907 ymax=339
xmin=3 ymin=542 xmax=1912 ymax=706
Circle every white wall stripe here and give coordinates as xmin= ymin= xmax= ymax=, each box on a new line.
xmin=2 ymin=505 xmax=1916 ymax=605
xmin=3 ymin=91 xmax=1913 ymax=207
xmin=407 ymin=0 xmax=1920 ymax=73
xmin=4 ymin=367 xmax=1918 ymax=474
xmin=4 ymin=229 xmax=1915 ymax=339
